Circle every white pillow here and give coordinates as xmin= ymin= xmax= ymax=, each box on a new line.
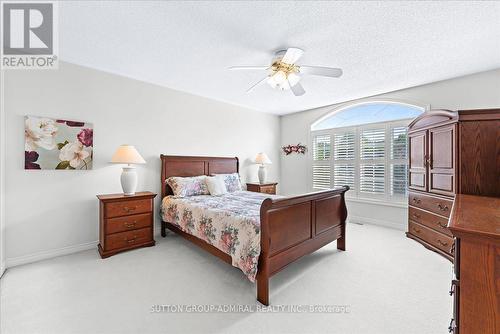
xmin=213 ymin=173 xmax=243 ymax=192
xmin=206 ymin=176 xmax=228 ymax=196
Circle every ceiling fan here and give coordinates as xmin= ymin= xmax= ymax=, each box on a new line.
xmin=229 ymin=47 xmax=343 ymax=96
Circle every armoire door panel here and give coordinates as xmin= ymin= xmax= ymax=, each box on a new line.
xmin=429 ymin=174 xmax=454 ymax=194
xmin=429 ymin=124 xmax=456 ymax=196
xmin=409 ymin=130 xmax=427 ymax=191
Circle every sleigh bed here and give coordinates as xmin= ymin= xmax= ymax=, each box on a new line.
xmin=160 ymin=155 xmax=349 ymax=305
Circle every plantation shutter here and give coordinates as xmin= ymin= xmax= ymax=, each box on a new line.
xmin=360 ymin=128 xmax=385 ymax=195
xmin=360 ymin=164 xmax=385 ymax=194
xmin=312 ymin=165 xmax=331 ymax=190
xmin=313 ymin=134 xmax=331 ymax=161
xmin=333 ymin=132 xmax=355 ymax=189
xmin=312 ymin=134 xmax=331 ymax=190
xmin=360 ymin=129 xmax=385 ymax=160
xmin=391 ymin=127 xmax=408 ymax=160
xmin=333 ymin=132 xmax=355 ymax=160
xmin=391 ymin=164 xmax=408 ymax=196
xmin=390 ymin=127 xmax=408 ymax=196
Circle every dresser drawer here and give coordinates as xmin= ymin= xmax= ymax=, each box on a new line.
xmin=409 ymin=192 xmax=453 ymax=218
xmin=105 ymin=213 xmax=151 ymax=234
xmin=105 ymin=227 xmax=152 ymax=251
xmin=105 ymin=199 xmax=152 ymax=218
xmin=408 ymin=207 xmax=452 ymax=236
xmin=409 ymin=221 xmax=454 ymax=254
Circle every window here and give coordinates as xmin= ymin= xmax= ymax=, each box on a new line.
xmin=310 ymin=102 xmax=423 ymax=203
xmin=312 ymin=134 xmax=331 ymax=190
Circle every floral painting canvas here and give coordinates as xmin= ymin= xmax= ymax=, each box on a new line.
xmin=25 ymin=116 xmax=93 ymax=170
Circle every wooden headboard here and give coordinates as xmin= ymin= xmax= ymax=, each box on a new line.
xmin=160 ymin=155 xmax=239 ymax=198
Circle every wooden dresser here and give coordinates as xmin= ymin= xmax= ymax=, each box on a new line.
xmin=407 ymin=109 xmax=500 ymax=261
xmin=448 ymin=194 xmax=500 ymax=334
xmin=97 ymin=192 xmax=157 ymax=258
xmin=246 ymin=182 xmax=277 ymax=195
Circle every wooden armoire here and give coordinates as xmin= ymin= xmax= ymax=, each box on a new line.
xmin=406 ymin=109 xmax=500 ymax=261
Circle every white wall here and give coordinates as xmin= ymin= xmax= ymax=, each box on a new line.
xmin=3 ymin=62 xmax=280 ymax=266
xmin=0 ymin=70 xmax=6 ymax=276
xmin=280 ymin=69 xmax=500 ymax=229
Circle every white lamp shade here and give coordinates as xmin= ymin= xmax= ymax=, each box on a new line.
xmin=255 ymin=152 xmax=272 ymax=165
xmin=111 ymin=145 xmax=146 ymax=164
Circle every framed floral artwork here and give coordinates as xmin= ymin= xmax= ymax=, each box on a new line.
xmin=25 ymin=116 xmax=93 ymax=170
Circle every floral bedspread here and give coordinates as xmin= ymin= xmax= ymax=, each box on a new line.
xmin=161 ymin=191 xmax=281 ymax=282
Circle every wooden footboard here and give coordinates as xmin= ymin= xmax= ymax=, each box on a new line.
xmin=256 ymin=186 xmax=349 ymax=305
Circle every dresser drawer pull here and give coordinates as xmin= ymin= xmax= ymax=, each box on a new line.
xmin=123 ymin=206 xmax=137 ymax=213
xmin=449 ymin=282 xmax=455 ymax=296
xmin=412 ymin=227 xmax=421 ymax=234
xmin=437 ymin=239 xmax=448 ymax=247
xmin=448 ymin=319 xmax=456 ymax=333
xmin=412 ymin=197 xmax=421 ymax=204
xmin=437 ymin=203 xmax=449 ymax=212
xmin=411 ymin=213 xmax=421 ymax=219
xmin=124 ymin=222 xmax=137 ymax=228
xmin=126 ymin=237 xmax=137 ymax=244
xmin=437 ymin=222 xmax=447 ymax=229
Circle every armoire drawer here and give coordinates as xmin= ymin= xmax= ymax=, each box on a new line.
xmin=408 ymin=207 xmax=452 ymax=237
xmin=409 ymin=192 xmax=453 ymax=218
xmin=408 ymin=221 xmax=454 ymax=254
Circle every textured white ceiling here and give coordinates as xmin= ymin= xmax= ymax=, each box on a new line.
xmin=59 ymin=1 xmax=500 ymax=115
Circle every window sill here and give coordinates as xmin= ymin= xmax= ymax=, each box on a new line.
xmin=345 ymin=196 xmax=408 ymax=208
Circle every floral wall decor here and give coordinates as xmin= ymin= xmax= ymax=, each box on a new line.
xmin=282 ymin=143 xmax=307 ymax=156
xmin=25 ymin=116 xmax=93 ymax=170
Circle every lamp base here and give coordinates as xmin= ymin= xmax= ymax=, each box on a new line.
xmin=121 ymin=166 xmax=137 ymax=195
xmin=258 ymin=165 xmax=267 ymax=184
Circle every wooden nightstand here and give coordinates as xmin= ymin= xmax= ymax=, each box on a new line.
xmin=97 ymin=191 xmax=157 ymax=258
xmin=246 ymin=182 xmax=277 ymax=195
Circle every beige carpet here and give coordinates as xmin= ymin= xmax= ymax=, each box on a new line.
xmin=0 ymin=223 xmax=452 ymax=334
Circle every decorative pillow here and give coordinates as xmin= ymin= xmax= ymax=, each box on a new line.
xmin=214 ymin=173 xmax=242 ymax=193
xmin=166 ymin=176 xmax=209 ymax=197
xmin=205 ymin=176 xmax=228 ymax=196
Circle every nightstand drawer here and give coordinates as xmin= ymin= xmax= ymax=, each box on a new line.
xmin=105 ymin=213 xmax=151 ymax=234
xmin=105 ymin=199 xmax=152 ymax=218
xmin=261 ymin=186 xmax=276 ymax=194
xmin=105 ymin=227 xmax=152 ymax=251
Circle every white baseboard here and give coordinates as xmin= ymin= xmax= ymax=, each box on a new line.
xmin=348 ymin=215 xmax=406 ymax=231
xmin=6 ymin=241 xmax=98 ymax=268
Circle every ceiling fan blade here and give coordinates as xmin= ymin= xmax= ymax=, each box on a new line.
xmin=299 ymin=66 xmax=343 ymax=78
xmin=246 ymin=76 xmax=269 ymax=93
xmin=281 ymin=47 xmax=304 ymax=64
xmin=289 ymin=80 xmax=306 ymax=96
xmin=229 ymin=66 xmax=269 ymax=70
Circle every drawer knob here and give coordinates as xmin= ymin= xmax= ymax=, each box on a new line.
xmin=123 ymin=206 xmax=137 ymax=212
xmin=124 ymin=222 xmax=137 ymax=228
xmin=437 ymin=239 xmax=448 ymax=247
xmin=412 ymin=198 xmax=421 ymax=204
xmin=127 ymin=237 xmax=137 ymax=244
xmin=437 ymin=222 xmax=447 ymax=229
xmin=412 ymin=227 xmax=421 ymax=234
xmin=412 ymin=213 xmax=421 ymax=219
xmin=437 ymin=203 xmax=449 ymax=212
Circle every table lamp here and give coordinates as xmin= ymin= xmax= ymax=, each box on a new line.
xmin=111 ymin=145 xmax=146 ymax=195
xmin=254 ymin=152 xmax=272 ymax=184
